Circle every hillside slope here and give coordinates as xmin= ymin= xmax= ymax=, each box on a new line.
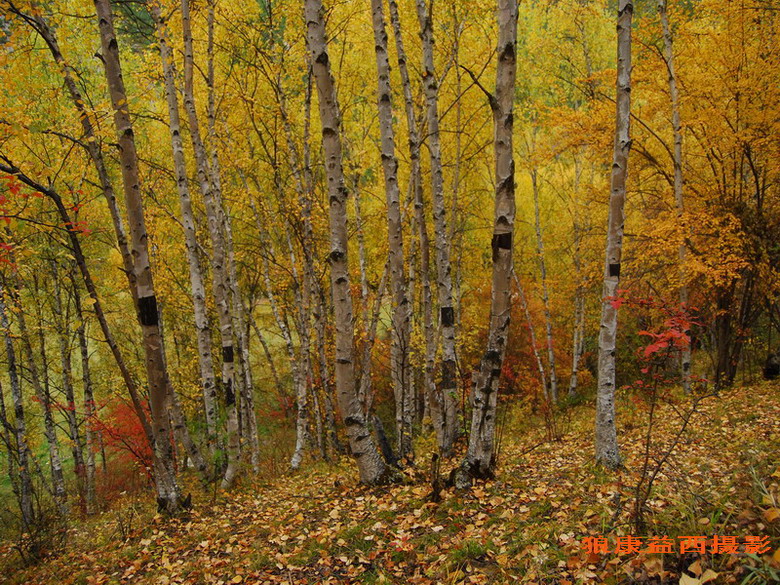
xmin=2 ymin=384 xmax=779 ymax=584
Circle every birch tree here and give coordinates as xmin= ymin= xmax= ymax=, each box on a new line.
xmin=305 ymin=0 xmax=386 ymax=485
xmin=386 ymin=0 xmax=438 ymax=451
xmin=93 ymin=0 xmax=181 ymax=511
xmin=152 ymin=2 xmax=219 ymax=457
xmin=595 ymin=0 xmax=634 ymax=470
xmin=180 ymin=0 xmax=241 ymax=489
xmin=0 ymin=284 xmax=33 ymax=530
xmin=72 ymin=273 xmax=97 ymax=514
xmin=530 ymin=167 xmax=558 ymax=403
xmin=415 ymin=0 xmax=459 ymax=456
xmin=370 ymin=0 xmax=413 ymax=460
xmin=458 ymin=0 xmax=518 ymax=485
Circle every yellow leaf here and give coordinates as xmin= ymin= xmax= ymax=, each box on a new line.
xmin=764 ymin=507 xmax=780 ymax=522
xmin=700 ymin=569 xmax=719 ymax=584
xmin=688 ymin=560 xmax=702 ymax=577
xmin=231 ymin=576 xmax=243 ymax=584
xmin=678 ymin=575 xmax=700 ymax=585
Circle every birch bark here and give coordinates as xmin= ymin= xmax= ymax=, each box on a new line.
xmin=180 ymin=0 xmax=241 ymax=489
xmin=72 ymin=275 xmax=97 ymax=514
xmin=595 ymin=0 xmax=633 ymax=469
xmin=415 ymin=0 xmax=458 ymax=455
xmin=459 ymin=0 xmax=518 ymax=484
xmin=152 ymin=2 xmax=218 ymax=458
xmin=370 ymin=0 xmax=413 ymax=460
xmin=93 ymin=0 xmax=181 ymax=510
xmin=0 ymin=285 xmax=34 ymax=529
xmin=305 ymin=0 xmax=386 ymax=484
xmin=531 ymin=168 xmax=558 ymax=403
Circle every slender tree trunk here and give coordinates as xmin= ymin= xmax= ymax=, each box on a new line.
xmin=531 ymin=168 xmax=558 ymax=403
xmin=276 ymin=70 xmax=341 ymax=458
xmin=253 ymin=201 xmax=310 ymax=470
xmin=305 ymin=0 xmax=387 ymax=485
xmin=11 ymin=11 xmax=156 ymax=449
xmin=250 ymin=314 xmax=288 ymax=416
xmin=595 ymin=0 xmax=633 ymax=470
xmin=458 ymin=0 xmax=518 ymax=485
xmin=72 ymin=275 xmax=97 ymax=514
xmin=514 ymin=274 xmax=548 ymax=401
xmin=9 ymin=276 xmax=68 ymax=514
xmin=415 ymin=0 xmax=458 ymax=456
xmin=179 ymin=0 xmax=240 ymax=489
xmin=658 ymin=0 xmax=691 ymax=394
xmin=370 ymin=0 xmax=413 ymax=460
xmin=387 ymin=0 xmax=438 ymax=451
xmin=206 ymin=1 xmax=260 ymax=472
xmin=153 ymin=3 xmax=219 ymax=454
xmin=94 ymin=0 xmax=181 ymax=511
xmin=51 ymin=262 xmax=87 ymax=510
xmin=0 ymin=286 xmax=34 ymax=530
xmin=569 ymin=157 xmax=585 ymax=398
xmin=359 ymin=264 xmax=390 ymax=417
xmin=21 ymin=10 xmax=136 ymax=296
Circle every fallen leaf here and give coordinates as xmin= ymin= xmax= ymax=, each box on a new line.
xmin=700 ymin=569 xmax=719 ymax=584
xmin=763 ymin=507 xmax=780 ymax=522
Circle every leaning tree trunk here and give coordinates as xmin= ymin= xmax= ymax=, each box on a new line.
xmin=93 ymin=0 xmax=181 ymax=512
xmin=457 ymin=0 xmax=518 ymax=486
xmin=370 ymin=0 xmax=413 ymax=460
xmin=415 ymin=0 xmax=458 ymax=456
xmin=0 ymin=285 xmax=34 ymax=530
xmin=153 ymin=2 xmax=219 ymax=456
xmin=16 ymin=9 xmax=158 ymax=450
xmin=530 ymin=168 xmax=558 ymax=403
xmin=305 ymin=0 xmax=386 ymax=485
xmin=179 ymin=0 xmax=241 ymax=489
xmin=595 ymin=0 xmax=633 ymax=470
xmin=51 ymin=262 xmax=87 ymax=509
xmin=658 ymin=0 xmax=691 ymax=394
xmin=10 ymin=277 xmax=68 ymax=515
xmin=71 ymin=274 xmax=97 ymax=514
xmin=0 ymin=160 xmax=159 ymax=458
xmin=514 ymin=274 xmax=548 ymax=401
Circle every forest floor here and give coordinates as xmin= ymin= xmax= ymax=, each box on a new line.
xmin=2 ymin=382 xmax=779 ymax=585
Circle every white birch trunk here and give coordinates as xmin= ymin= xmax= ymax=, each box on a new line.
xmin=370 ymin=0 xmax=413 ymax=459
xmin=459 ymin=0 xmax=518 ymax=485
xmin=0 ymin=286 xmax=34 ymax=529
xmin=595 ymin=0 xmax=633 ymax=469
xmin=94 ymin=0 xmax=181 ymax=510
xmin=514 ymin=274 xmax=548 ymax=401
xmin=179 ymin=0 xmax=240 ymax=489
xmin=386 ymin=0 xmax=439 ymax=449
xmin=416 ymin=0 xmax=458 ymax=456
xmin=51 ymin=262 xmax=87 ymax=508
xmin=72 ymin=277 xmax=97 ymax=514
xmin=305 ymin=0 xmax=387 ymax=484
xmin=153 ymin=3 xmax=219 ymax=458
xmin=531 ymin=168 xmax=559 ymax=403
